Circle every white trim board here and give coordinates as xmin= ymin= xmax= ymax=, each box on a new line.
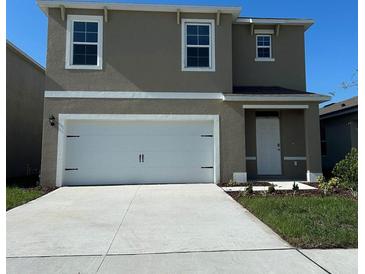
xmin=307 ymin=171 xmax=322 ymax=182
xmin=283 ymin=156 xmax=306 ymax=160
xmin=45 ymin=91 xmax=224 ymax=100
xmin=45 ymin=91 xmax=331 ymax=102
xmin=225 ymin=94 xmax=331 ymax=102
xmin=56 ymin=114 xmax=220 ymax=186
xmin=246 ymin=156 xmax=257 ymax=160
xmin=242 ymin=105 xmax=309 ymax=109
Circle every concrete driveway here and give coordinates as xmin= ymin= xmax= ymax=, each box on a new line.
xmin=6 ymin=184 xmax=345 ymax=273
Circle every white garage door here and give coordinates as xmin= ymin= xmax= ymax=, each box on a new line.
xmin=61 ymin=118 xmax=215 ymax=185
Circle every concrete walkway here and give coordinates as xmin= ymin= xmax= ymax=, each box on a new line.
xmin=7 ymin=184 xmax=356 ymax=273
xmin=222 ymin=181 xmax=317 ymax=192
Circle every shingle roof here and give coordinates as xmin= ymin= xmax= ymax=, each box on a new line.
xmin=232 ymin=86 xmax=312 ymax=95
xmin=320 ymin=96 xmax=358 ymax=116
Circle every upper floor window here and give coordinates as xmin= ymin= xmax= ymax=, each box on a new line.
xmin=181 ymin=19 xmax=215 ymax=72
xmin=66 ymin=15 xmax=103 ymax=70
xmin=255 ymin=34 xmax=275 ymax=62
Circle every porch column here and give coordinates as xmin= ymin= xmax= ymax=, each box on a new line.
xmin=304 ymin=103 xmax=323 ymax=182
xmin=233 ymin=108 xmax=247 ymax=183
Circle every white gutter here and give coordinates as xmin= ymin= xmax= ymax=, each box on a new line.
xmin=36 ymin=0 xmax=242 ymax=19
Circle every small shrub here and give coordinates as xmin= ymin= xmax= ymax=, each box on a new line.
xmin=328 ymin=177 xmax=340 ymax=193
xmin=227 ymin=179 xmax=237 ymax=187
xmin=245 ymin=183 xmax=253 ymax=194
xmin=292 ymin=182 xmax=299 ymax=191
xmin=267 ymin=184 xmax=275 ymax=194
xmin=332 ymin=148 xmax=358 ymax=191
xmin=318 ymin=175 xmax=341 ymax=195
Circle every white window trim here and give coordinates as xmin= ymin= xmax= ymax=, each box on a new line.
xmin=181 ymin=18 xmax=215 ymax=72
xmin=255 ymin=34 xmax=274 ymax=62
xmin=65 ymin=15 xmax=103 ymax=70
xmin=56 ymin=114 xmax=220 ymax=186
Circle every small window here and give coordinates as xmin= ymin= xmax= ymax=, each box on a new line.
xmin=255 ymin=35 xmax=274 ymax=61
xmin=66 ymin=15 xmax=103 ymax=70
xmin=182 ymin=19 xmax=215 ymax=72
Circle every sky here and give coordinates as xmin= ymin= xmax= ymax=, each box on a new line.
xmin=6 ymin=0 xmax=358 ymax=104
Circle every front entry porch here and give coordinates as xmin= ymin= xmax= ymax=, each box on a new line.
xmin=241 ymin=104 xmax=323 ymax=183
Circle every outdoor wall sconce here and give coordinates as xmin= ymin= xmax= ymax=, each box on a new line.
xmin=49 ymin=115 xmax=56 ymax=126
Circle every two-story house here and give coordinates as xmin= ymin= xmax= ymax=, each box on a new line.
xmin=37 ymin=0 xmax=330 ymax=187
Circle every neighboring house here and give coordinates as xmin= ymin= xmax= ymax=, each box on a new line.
xmin=6 ymin=41 xmax=45 ymax=181
xmin=36 ymin=0 xmax=330 ymax=187
xmin=320 ymin=96 xmax=358 ymax=175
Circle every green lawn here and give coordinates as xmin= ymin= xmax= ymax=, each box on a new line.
xmin=236 ymin=195 xmax=357 ymax=248
xmin=6 ymin=186 xmax=47 ymax=210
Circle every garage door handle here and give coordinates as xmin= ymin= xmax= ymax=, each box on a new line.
xmin=139 ymin=154 xmax=141 ymax=163
xmin=142 ymin=154 xmax=144 ymax=163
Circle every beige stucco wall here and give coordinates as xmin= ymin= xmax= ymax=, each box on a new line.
xmin=232 ymin=24 xmax=307 ymax=91
xmin=40 ymin=99 xmax=245 ymax=186
xmin=6 ymin=43 xmax=45 ymax=178
xmin=40 ymin=99 xmax=322 ymax=186
xmin=46 ymin=8 xmax=233 ymax=93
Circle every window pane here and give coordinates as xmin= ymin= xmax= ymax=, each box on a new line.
xmin=73 ymin=44 xmax=86 ymax=55
xmin=86 ymin=33 xmax=98 ymax=43
xmin=258 ymin=47 xmax=270 ymax=58
xmin=263 ymin=37 xmax=271 ymax=46
xmin=74 ymin=22 xmax=85 ymax=32
xmin=86 ymin=22 xmax=98 ymax=32
xmin=85 ymin=45 xmax=97 ymax=55
xmin=198 ymin=47 xmax=209 ymax=58
xmin=187 ymin=35 xmax=198 ymax=45
xmin=187 ymin=25 xmax=198 ymax=35
xmin=198 ymin=57 xmax=209 ymax=67
xmin=73 ymin=32 xmax=85 ymax=42
xmin=187 ymin=47 xmax=198 ymax=57
xmin=198 ymin=25 xmax=209 ymax=35
xmin=187 ymin=57 xmax=198 ymax=67
xmin=73 ymin=54 xmax=86 ymax=65
xmin=86 ymin=55 xmax=97 ymax=65
xmin=186 ymin=46 xmax=210 ymax=68
xmin=198 ymin=35 xmax=209 ymax=45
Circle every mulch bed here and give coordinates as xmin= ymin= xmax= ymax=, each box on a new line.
xmin=226 ymin=188 xmax=357 ymax=200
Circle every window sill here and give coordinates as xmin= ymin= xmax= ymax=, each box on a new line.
xmin=255 ymin=58 xmax=275 ymax=62
xmin=65 ymin=64 xmax=103 ymax=70
xmin=182 ymin=67 xmax=215 ymax=72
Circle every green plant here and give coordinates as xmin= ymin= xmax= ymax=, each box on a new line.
xmin=332 ymin=148 xmax=358 ymax=191
xmin=292 ymin=182 xmax=299 ymax=191
xmin=318 ymin=175 xmax=341 ymax=195
xmin=267 ymin=184 xmax=275 ymax=194
xmin=245 ymin=183 xmax=253 ymax=194
xmin=227 ymin=179 xmax=237 ymax=187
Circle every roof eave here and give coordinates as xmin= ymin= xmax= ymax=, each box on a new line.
xmin=223 ymin=94 xmax=331 ymax=102
xmin=234 ymin=18 xmax=314 ymax=31
xmin=36 ymin=0 xmax=242 ymax=19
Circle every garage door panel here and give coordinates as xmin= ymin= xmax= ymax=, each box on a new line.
xmin=66 ymin=136 xmax=213 ymax=153
xmin=66 ymin=121 xmax=213 ymax=136
xmin=64 ymin=167 xmax=213 ymax=185
xmin=62 ymin=118 xmax=216 ymax=185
